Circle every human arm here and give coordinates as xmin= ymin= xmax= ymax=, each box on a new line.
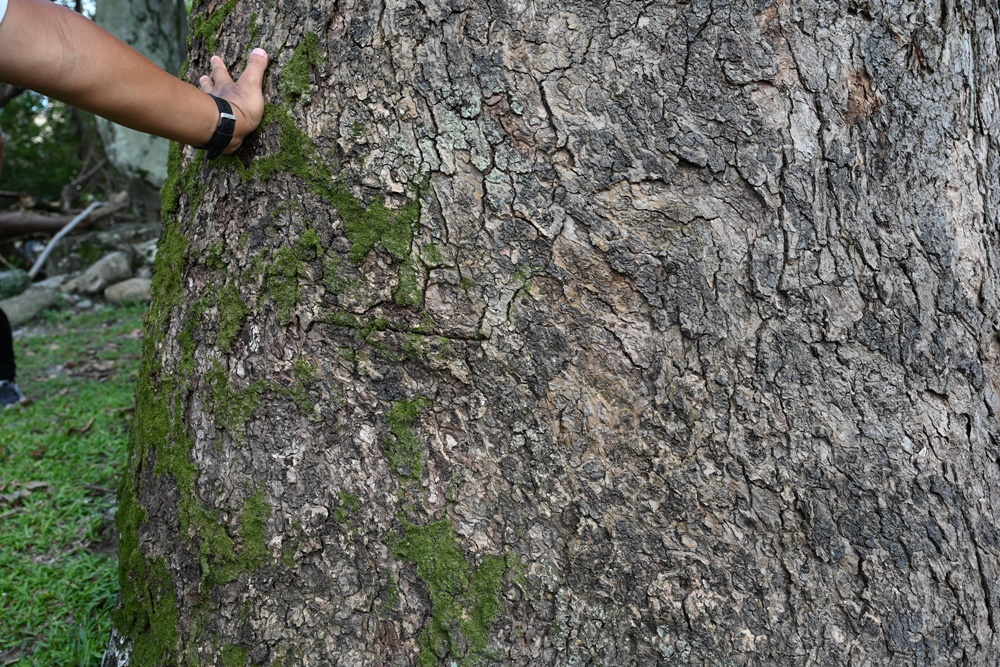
xmin=0 ymin=0 xmax=268 ymax=154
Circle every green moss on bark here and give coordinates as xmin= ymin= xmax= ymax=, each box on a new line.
xmin=205 ymin=241 xmax=227 ymax=271
xmin=298 ymin=228 xmax=323 ymax=258
xmin=115 ymin=124 xmax=290 ymax=663
xmin=280 ymin=32 xmax=320 ymax=102
xmin=257 ymin=227 xmax=326 ymax=326
xmin=324 ymin=311 xmax=359 ymax=328
xmin=111 ymin=482 xmax=181 ymax=665
xmin=161 ymin=143 xmax=207 ymax=221
xmin=264 ymin=245 xmax=302 ymax=325
xmin=205 ymin=359 xmax=264 ymax=438
xmin=392 ymin=520 xmax=507 ymax=666
xmin=394 ymin=259 xmax=422 ymax=306
xmin=190 ymin=0 xmax=237 ymax=52
xmin=117 ymin=28 xmax=439 ymax=662
xmin=344 ymin=195 xmax=420 ymax=264
xmin=178 ymin=297 xmax=209 ymax=380
xmin=248 ymin=12 xmax=260 ymax=44
xmin=420 ymin=243 xmax=446 ymax=267
xmin=125 ymin=556 xmax=180 ymax=665
xmin=146 ymin=222 xmax=189 ymax=346
xmin=384 ymin=396 xmax=431 ymax=480
xmin=247 ymin=103 xmax=424 ymax=269
xmin=250 ymin=104 xmax=328 ymax=184
xmin=112 ymin=219 xmax=193 ymax=664
xmin=334 ymin=491 xmax=362 ymax=525
xmin=323 ymin=257 xmax=347 ymax=294
xmin=200 ymin=490 xmax=272 ymax=588
xmin=216 ymin=282 xmax=248 ymax=351
xmin=377 ymin=579 xmax=400 ymax=617
xmin=272 ymin=357 xmax=321 ymax=417
xmin=293 ymin=358 xmax=316 ymax=382
xmin=221 ymin=644 xmax=248 ymax=667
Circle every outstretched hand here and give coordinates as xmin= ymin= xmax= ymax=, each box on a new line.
xmin=199 ymin=48 xmax=269 ymax=154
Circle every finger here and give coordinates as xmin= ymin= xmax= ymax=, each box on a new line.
xmin=209 ymin=55 xmax=234 ymax=88
xmin=199 ymin=75 xmax=214 ymax=93
xmin=237 ymin=48 xmax=269 ymax=90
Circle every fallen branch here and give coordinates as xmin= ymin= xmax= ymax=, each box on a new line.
xmin=0 ymin=192 xmax=128 ymax=240
xmin=28 ymin=199 xmax=105 ymax=279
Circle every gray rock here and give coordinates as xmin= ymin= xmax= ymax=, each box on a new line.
xmin=33 ymin=273 xmax=73 ymax=290
xmin=63 ymin=251 xmax=133 ymax=295
xmin=45 ymin=223 xmax=160 ymax=275
xmin=0 ymin=287 xmax=62 ymax=326
xmin=105 ymin=277 xmax=152 ymax=304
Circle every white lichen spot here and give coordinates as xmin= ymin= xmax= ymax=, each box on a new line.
xmin=249 ymin=323 xmax=261 ymax=353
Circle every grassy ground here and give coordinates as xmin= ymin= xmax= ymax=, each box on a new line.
xmin=0 ymin=302 xmax=145 ymax=667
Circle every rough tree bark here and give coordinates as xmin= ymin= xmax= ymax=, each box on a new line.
xmin=105 ymin=0 xmax=1000 ymax=664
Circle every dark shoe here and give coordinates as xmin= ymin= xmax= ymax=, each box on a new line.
xmin=0 ymin=380 xmax=23 ymax=406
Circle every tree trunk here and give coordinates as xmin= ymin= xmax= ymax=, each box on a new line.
xmin=105 ymin=0 xmax=1000 ymax=664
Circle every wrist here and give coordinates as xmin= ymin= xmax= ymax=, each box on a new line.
xmin=196 ymin=94 xmax=236 ymax=160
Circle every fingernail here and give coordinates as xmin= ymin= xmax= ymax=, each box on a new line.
xmin=251 ymin=48 xmax=268 ymax=58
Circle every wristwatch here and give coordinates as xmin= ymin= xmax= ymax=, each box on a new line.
xmin=197 ymin=94 xmax=237 ymax=160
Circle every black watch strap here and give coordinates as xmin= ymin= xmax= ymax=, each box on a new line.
xmin=196 ymin=94 xmax=237 ymax=160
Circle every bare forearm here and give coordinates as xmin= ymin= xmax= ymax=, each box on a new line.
xmin=0 ymin=0 xmax=268 ymax=153
xmin=0 ymin=0 xmax=218 ymax=145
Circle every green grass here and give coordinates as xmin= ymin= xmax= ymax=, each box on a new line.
xmin=0 ymin=302 xmax=146 ymax=666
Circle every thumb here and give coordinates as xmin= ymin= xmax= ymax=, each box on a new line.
xmin=238 ymin=48 xmax=270 ymax=90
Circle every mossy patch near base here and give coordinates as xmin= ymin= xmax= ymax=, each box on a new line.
xmin=392 ymin=520 xmax=507 ymax=666
xmin=199 ymin=490 xmax=272 ymax=589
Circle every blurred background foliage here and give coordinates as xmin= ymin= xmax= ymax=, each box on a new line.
xmin=0 ymin=92 xmax=109 ymax=205
xmin=0 ymin=0 xmax=126 ymax=210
